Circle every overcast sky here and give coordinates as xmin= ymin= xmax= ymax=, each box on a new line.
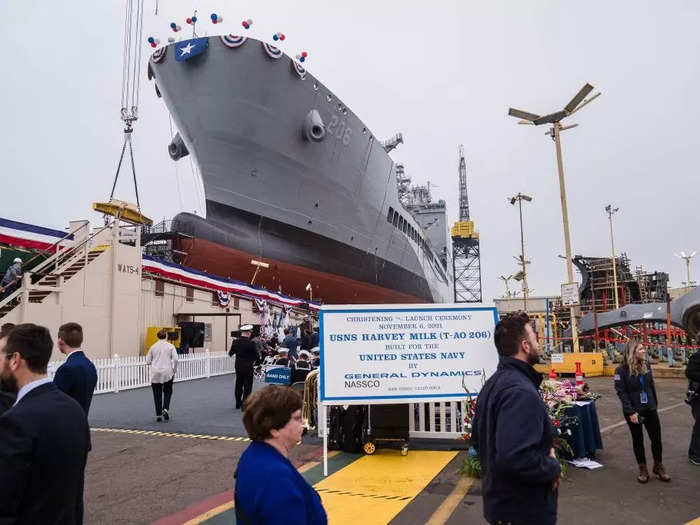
xmin=2 ymin=1 xmax=698 ymax=303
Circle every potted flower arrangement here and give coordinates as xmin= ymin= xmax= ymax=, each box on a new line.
xmin=459 ymin=377 xmax=600 ymax=478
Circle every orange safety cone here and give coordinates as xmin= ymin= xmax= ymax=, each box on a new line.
xmin=575 ymin=361 xmax=584 ymax=386
xmin=549 ymin=368 xmax=557 ymax=379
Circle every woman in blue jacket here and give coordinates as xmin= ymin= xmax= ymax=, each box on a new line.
xmin=235 ymin=385 xmax=327 ymax=524
xmin=614 ymin=339 xmax=671 ymax=483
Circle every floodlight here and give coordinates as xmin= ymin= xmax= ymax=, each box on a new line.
xmin=564 ymin=83 xmax=594 ymax=114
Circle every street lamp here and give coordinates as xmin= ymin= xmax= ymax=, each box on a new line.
xmin=674 ymin=251 xmax=697 ymax=293
xmin=508 ymin=83 xmax=601 ymax=352
xmin=510 ymin=193 xmax=532 ymax=312
xmin=499 ymin=274 xmax=514 ymax=298
xmin=605 ymin=205 xmax=620 ymax=309
xmin=250 ymin=259 xmax=269 ymax=285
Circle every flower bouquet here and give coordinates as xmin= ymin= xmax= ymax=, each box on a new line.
xmin=459 ymin=377 xmax=600 ymax=479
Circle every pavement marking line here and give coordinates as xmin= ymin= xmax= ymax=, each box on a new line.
xmin=91 ymin=427 xmax=251 ymax=442
xmin=425 ymin=475 xmax=474 ymax=525
xmin=600 ymin=402 xmax=687 ymax=434
xmin=183 ymin=450 xmax=341 ymax=524
xmin=314 ymin=450 xmax=457 ymax=525
xmin=685 ymin=518 xmax=700 ymax=525
xmin=182 ymin=501 xmax=234 ymax=525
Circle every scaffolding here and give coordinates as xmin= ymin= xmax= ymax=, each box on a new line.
xmin=451 ymin=145 xmax=482 ymax=302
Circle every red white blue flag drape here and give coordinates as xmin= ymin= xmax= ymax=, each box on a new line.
xmin=262 ymin=42 xmax=282 ymax=59
xmin=217 ymin=290 xmax=231 ymax=307
xmin=220 ymin=35 xmax=248 ymax=48
xmin=291 ymin=60 xmax=306 ymax=79
xmin=152 ymin=46 xmax=167 ymax=63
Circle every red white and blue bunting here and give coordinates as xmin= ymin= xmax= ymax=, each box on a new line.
xmin=142 ymin=256 xmax=320 ymax=311
xmin=261 ymin=42 xmax=283 ymax=59
xmin=291 ymin=60 xmax=306 ymax=80
xmin=220 ymin=34 xmax=248 ymax=48
xmin=152 ymin=46 xmax=167 ymax=63
xmin=0 ymin=217 xmax=73 ymax=253
xmin=217 ymin=290 xmax=231 ymax=307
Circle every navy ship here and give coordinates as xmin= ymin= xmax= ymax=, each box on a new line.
xmin=148 ymin=35 xmax=452 ymax=304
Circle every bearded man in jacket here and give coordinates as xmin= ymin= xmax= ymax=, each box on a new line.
xmin=472 ymin=311 xmax=561 ymax=525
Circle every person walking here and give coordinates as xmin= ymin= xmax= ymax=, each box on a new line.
xmin=0 ymin=323 xmax=90 ymax=524
xmin=229 ymin=324 xmax=259 ymax=409
xmin=235 ymin=385 xmax=327 ymax=524
xmin=53 ymin=322 xmax=98 ymax=416
xmin=0 ymin=257 xmax=22 ymax=300
xmin=147 ymin=328 xmax=178 ymax=422
xmin=685 ymin=338 xmax=700 ymax=466
xmin=471 ymin=312 xmax=560 ymax=525
xmin=614 ymin=338 xmax=671 ymax=482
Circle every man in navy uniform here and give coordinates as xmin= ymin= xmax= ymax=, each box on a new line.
xmin=229 ymin=324 xmax=260 ymax=409
xmin=0 ymin=323 xmax=90 ymax=524
xmin=53 ymin=322 xmax=98 ymax=415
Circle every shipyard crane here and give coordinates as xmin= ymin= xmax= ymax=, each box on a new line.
xmin=95 ymin=0 xmax=152 ymax=227
xmin=451 ymin=145 xmax=482 ymax=302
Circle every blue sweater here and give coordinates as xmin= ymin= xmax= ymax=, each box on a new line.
xmin=235 ymin=441 xmax=327 ymax=524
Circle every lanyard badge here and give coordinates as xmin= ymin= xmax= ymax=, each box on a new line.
xmin=640 ymin=376 xmax=648 ymax=404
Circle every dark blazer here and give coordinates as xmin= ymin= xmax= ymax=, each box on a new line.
xmin=53 ymin=350 xmax=98 ymax=415
xmin=0 ymin=382 xmax=90 ymax=524
xmin=472 ymin=356 xmax=560 ymax=525
xmin=0 ymin=390 xmax=15 ymax=416
xmin=614 ymin=363 xmax=659 ymax=415
xmin=235 ymin=441 xmax=327 ymax=524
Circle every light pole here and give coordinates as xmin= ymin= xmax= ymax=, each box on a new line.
xmin=605 ymin=205 xmax=620 ymax=309
xmin=509 ymin=83 xmax=601 ymax=352
xmin=510 ymin=193 xmax=532 ymax=312
xmin=499 ymin=274 xmax=514 ymax=298
xmin=675 ymin=251 xmax=697 ymax=293
xmin=250 ymin=259 xmax=269 ymax=285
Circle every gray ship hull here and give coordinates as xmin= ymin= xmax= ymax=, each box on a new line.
xmin=149 ymin=36 xmax=451 ymax=303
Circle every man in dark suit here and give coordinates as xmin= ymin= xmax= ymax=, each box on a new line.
xmin=229 ymin=324 xmax=260 ymax=409
xmin=53 ymin=322 xmax=98 ymax=415
xmin=0 ymin=323 xmax=90 ymax=524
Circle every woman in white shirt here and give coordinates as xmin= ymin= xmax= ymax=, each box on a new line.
xmin=146 ymin=328 xmax=178 ymax=422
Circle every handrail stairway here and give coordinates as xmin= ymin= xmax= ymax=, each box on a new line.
xmin=0 ymin=222 xmax=112 ymax=321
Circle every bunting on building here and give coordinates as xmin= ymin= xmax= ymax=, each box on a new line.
xmin=0 ymin=217 xmax=73 ymax=253
xmin=142 ymin=256 xmax=320 ymax=310
xmin=217 ymin=290 xmax=231 ymax=307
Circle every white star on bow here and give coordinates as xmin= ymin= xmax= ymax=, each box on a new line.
xmin=180 ymin=42 xmax=195 ymax=56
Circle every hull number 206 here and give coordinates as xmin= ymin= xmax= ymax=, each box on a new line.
xmin=327 ymin=115 xmax=353 ymax=145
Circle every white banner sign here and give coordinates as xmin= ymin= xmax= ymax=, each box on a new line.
xmin=319 ymin=304 xmax=499 ymax=404
xmin=561 ymin=282 xmax=579 ymax=306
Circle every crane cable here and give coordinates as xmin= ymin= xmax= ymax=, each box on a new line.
xmin=111 ymin=0 xmax=145 ymax=211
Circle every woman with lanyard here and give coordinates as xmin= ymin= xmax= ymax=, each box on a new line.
xmin=614 ymin=338 xmax=671 ymax=483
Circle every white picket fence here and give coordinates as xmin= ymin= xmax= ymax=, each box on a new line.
xmin=45 ymin=353 xmax=464 ymax=439
xmin=408 ymin=401 xmax=466 ymax=439
xmin=47 ymin=351 xmax=234 ymax=395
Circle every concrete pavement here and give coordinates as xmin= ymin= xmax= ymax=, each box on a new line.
xmin=83 ymin=374 xmax=699 ymax=524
